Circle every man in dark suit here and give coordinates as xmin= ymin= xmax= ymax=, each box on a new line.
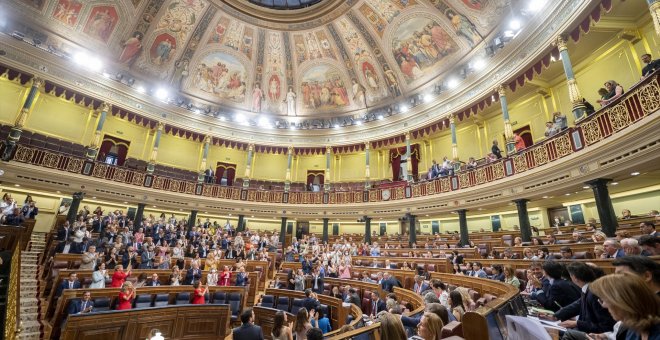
xmin=204 ymin=167 xmax=215 ymax=184
xmin=54 ymin=238 xmax=78 ymax=254
xmin=146 ymin=273 xmax=161 ymax=287
xmin=67 ymin=291 xmax=94 ymax=315
xmin=310 ymin=267 xmax=324 ymax=294
xmin=21 ymin=201 xmax=38 ymax=219
xmin=302 ymin=289 xmax=320 ymax=312
xmin=549 ymin=263 xmax=615 ymax=337
xmin=642 ymin=53 xmax=660 ymax=78
xmin=345 ymin=288 xmax=360 ymax=307
xmin=412 ymin=275 xmax=429 ymax=295
xmin=185 ymin=263 xmax=202 ymax=285
xmin=535 ymin=261 xmax=581 ymax=311
xmin=121 ymin=246 xmax=139 ymax=269
xmin=56 ymin=272 xmax=82 ymax=297
xmin=381 ymin=273 xmax=401 ymax=293
xmin=57 ymin=221 xmax=72 ymax=241
xmin=370 ymin=292 xmax=386 ymax=316
xmin=232 ymin=308 xmax=263 ymax=340
xmin=224 ymin=246 xmax=236 ymax=260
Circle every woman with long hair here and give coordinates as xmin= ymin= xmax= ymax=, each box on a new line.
xmin=448 ymin=290 xmax=465 ymax=322
xmin=503 ymin=265 xmax=521 ymax=290
xmin=116 ymin=282 xmax=135 ymax=310
xmin=417 ymin=312 xmax=444 ymax=340
xmin=271 ymin=310 xmax=293 ymax=340
xmin=379 ymin=312 xmax=407 ymax=340
xmin=192 ymin=281 xmax=208 ymax=304
xmin=293 ymin=307 xmax=313 ymax=340
xmin=590 ymin=273 xmax=660 ymax=340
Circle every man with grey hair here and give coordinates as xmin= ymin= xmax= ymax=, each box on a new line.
xmin=602 ymin=240 xmax=624 ymax=258
xmin=620 ymin=238 xmax=641 ymax=256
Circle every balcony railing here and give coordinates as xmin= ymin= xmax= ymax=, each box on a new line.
xmin=10 ymin=72 xmax=659 ymax=204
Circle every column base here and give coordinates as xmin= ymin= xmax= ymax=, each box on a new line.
xmin=1 ymin=140 xmax=16 ymax=162
xmin=146 ymin=162 xmax=155 ymax=174
xmin=243 ymin=178 xmax=250 ymax=188
xmin=197 ymin=172 xmax=205 ymax=184
xmin=284 ymin=181 xmax=291 ymax=192
xmin=572 ymin=102 xmax=587 ymax=122
xmin=505 ymin=141 xmax=516 ymax=155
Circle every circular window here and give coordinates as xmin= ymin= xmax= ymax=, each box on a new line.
xmin=248 ymin=0 xmax=325 ymax=10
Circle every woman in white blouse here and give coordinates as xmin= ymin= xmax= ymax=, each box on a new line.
xmin=90 ymin=263 xmax=109 ymax=288
xmin=206 ymin=266 xmax=219 ymax=286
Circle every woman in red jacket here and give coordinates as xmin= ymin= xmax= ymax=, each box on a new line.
xmin=220 ymin=265 xmax=231 ymax=286
xmin=192 ymin=281 xmax=208 ymax=305
xmin=110 ymin=265 xmax=131 ymax=288
xmin=116 ymin=282 xmax=135 ymax=310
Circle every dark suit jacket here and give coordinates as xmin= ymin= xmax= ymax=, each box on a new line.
xmin=413 ymin=282 xmax=429 ymax=294
xmin=554 ymin=288 xmax=616 ymax=333
xmin=642 ymin=59 xmax=660 ymax=77
xmin=371 ymin=299 xmax=386 ymax=314
xmin=21 ymin=206 xmax=38 ymax=219
xmin=57 ymin=226 xmax=71 ymax=241
xmin=57 ymin=279 xmax=82 ymax=296
xmin=185 ymin=269 xmax=202 ymax=285
xmin=381 ymin=277 xmax=402 ymax=293
xmin=310 ymin=274 xmax=324 ymax=294
xmin=303 ymin=297 xmax=320 ymax=312
xmin=146 ymin=279 xmax=161 ymax=287
xmin=537 ymin=279 xmax=581 ymax=311
xmin=67 ymin=299 xmax=94 ymax=315
xmin=224 ymin=249 xmax=236 ymax=259
xmin=55 ymin=241 xmax=80 ymax=254
xmin=232 ymin=324 xmax=263 ymax=340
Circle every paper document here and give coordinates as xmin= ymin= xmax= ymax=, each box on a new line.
xmin=506 ymin=315 xmax=554 ymax=340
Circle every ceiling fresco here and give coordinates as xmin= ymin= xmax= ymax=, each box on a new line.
xmin=6 ymin=0 xmax=510 ymax=118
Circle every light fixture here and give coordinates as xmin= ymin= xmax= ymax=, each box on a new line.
xmin=92 ymin=196 xmax=97 ymax=199
xmin=527 ymin=0 xmax=546 ymax=12
xmin=123 ymin=201 xmax=128 ymax=204
xmin=219 ymin=115 xmax=226 ymax=121
xmin=509 ymin=19 xmax=521 ymax=30
xmin=14 ymin=184 xmax=19 ymax=187
xmin=258 ymin=116 xmax=271 ymax=128
xmin=234 ymin=113 xmax=246 ymax=124
xmin=150 ymin=331 xmax=164 ymax=340
xmin=333 ymin=124 xmax=340 ymax=129
xmin=136 ymin=86 xmax=146 ymax=94
xmin=377 ymin=114 xmax=384 ymax=120
xmin=423 ymin=94 xmax=433 ymax=103
xmin=447 ymin=78 xmax=459 ymax=89
xmin=472 ymin=58 xmax=486 ymax=71
xmin=155 ymin=88 xmax=169 ymax=101
xmin=564 ymin=193 xmax=570 ymax=196
xmin=400 ymin=105 xmax=409 ymax=113
xmin=153 ymin=205 xmax=157 ymax=208
xmin=631 ymin=171 xmax=640 ymax=176
xmin=611 ymin=182 xmax=618 ymax=185
xmin=582 ymin=186 xmax=590 ymax=189
xmin=355 ymin=120 xmax=362 ymax=126
xmin=542 ymin=195 xmax=548 ymax=199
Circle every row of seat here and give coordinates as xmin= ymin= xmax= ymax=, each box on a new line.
xmin=0 ymin=125 xmax=88 ymax=158
xmin=259 ymin=295 xmax=330 ymax=320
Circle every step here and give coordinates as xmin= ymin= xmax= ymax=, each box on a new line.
xmin=20 ymin=305 xmax=39 ymax=315
xmin=18 ymin=331 xmax=41 ymax=340
xmin=20 ymin=320 xmax=41 ymax=334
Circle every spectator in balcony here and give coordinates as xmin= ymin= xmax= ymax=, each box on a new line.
xmin=641 ymin=53 xmax=660 ymax=78
xmin=503 ymin=265 xmax=520 ymax=290
xmin=466 ymin=157 xmax=478 ymax=170
xmin=20 ymin=199 xmax=38 ymax=219
xmin=597 ymin=80 xmax=624 ymax=106
xmin=491 ymin=140 xmax=502 ymax=159
xmin=545 ymin=121 xmax=559 ymax=138
xmin=3 ymin=207 xmax=25 ymax=226
xmin=0 ymin=194 xmax=17 ymax=217
xmin=553 ymin=112 xmax=568 ymax=130
xmin=116 ymin=282 xmax=135 ymax=310
xmin=621 ymin=209 xmax=633 ymax=220
xmin=111 ymin=265 xmax=131 ymax=288
xmin=429 ymin=160 xmax=440 ymax=179
xmin=589 ymin=273 xmax=660 ymax=340
xmin=513 ymin=132 xmax=525 ymax=152
xmin=90 ymin=263 xmax=109 ymax=289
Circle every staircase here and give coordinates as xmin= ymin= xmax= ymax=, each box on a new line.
xmin=19 ymin=232 xmax=47 ymax=340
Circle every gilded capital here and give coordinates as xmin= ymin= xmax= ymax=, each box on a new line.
xmin=31 ymin=77 xmax=44 ymax=89
xmin=203 ymin=135 xmax=211 ymax=144
xmin=326 ymin=146 xmax=332 ymax=154
xmin=100 ymin=102 xmax=112 ymax=113
xmin=287 ymin=145 xmax=294 ymax=154
xmin=405 ymin=132 xmax=411 ymax=140
xmin=555 ymin=35 xmax=568 ymax=52
xmin=449 ymin=114 xmax=456 ymax=125
xmin=156 ymin=122 xmax=165 ymax=131
xmin=364 ymin=142 xmax=370 ymax=150
xmin=497 ymin=85 xmax=507 ymax=98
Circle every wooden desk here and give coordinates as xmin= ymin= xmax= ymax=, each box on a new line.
xmin=61 ymin=304 xmax=231 ymax=340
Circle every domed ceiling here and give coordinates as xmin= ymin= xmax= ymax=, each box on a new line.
xmin=6 ymin=0 xmax=510 ymax=119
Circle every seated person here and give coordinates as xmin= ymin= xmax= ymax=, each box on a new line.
xmin=465 ymin=157 xmax=478 ymax=170
xmin=67 ymin=291 xmax=94 ymax=316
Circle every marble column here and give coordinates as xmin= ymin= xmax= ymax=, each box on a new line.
xmin=498 ymin=85 xmax=516 ymax=155
xmin=285 ymin=146 xmax=293 ymax=192
xmin=134 ymin=203 xmax=146 ymax=228
xmin=457 ymin=209 xmax=469 ymax=247
xmin=556 ymin=35 xmax=587 ymax=121
xmin=585 ymin=178 xmax=619 ymax=237
xmin=197 ymin=135 xmax=211 ymax=183
xmin=187 ymin=210 xmax=198 ymax=232
xmin=146 ymin=122 xmax=164 ymax=174
xmin=649 ymin=0 xmax=660 ymax=35
xmin=364 ymin=142 xmax=371 ymax=190
xmin=408 ymin=213 xmax=416 ymax=247
xmin=2 ymin=77 xmax=43 ymax=161
xmin=279 ymin=217 xmax=288 ymax=250
xmin=66 ymin=192 xmax=84 ymax=225
xmin=364 ymin=216 xmax=372 ymax=244
xmin=514 ymin=199 xmax=532 ymax=242
xmin=324 ymin=146 xmax=332 ymax=192
xmin=86 ymin=102 xmax=111 ymax=160
xmin=243 ymin=144 xmax=255 ymax=188
xmin=322 ymin=218 xmax=329 ymax=244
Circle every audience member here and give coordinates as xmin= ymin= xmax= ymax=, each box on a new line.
xmin=67 ymin=291 xmax=94 ymax=315
xmin=271 ymin=310 xmax=293 ymax=340
xmin=379 ymin=312 xmax=407 ymax=340
xmin=233 ymin=308 xmax=264 ymax=340
xmin=641 ymin=53 xmax=660 ymax=78
xmin=116 ymin=282 xmax=135 ymax=310
xmin=534 ymin=261 xmax=581 ymax=312
xmin=448 ymin=290 xmax=465 ymax=322
xmin=597 ymin=80 xmax=624 ymax=106
xmin=293 ymin=308 xmax=313 ymax=340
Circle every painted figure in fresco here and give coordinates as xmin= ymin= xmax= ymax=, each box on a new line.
xmin=252 ymin=83 xmax=264 ymax=113
xmin=446 ymin=10 xmax=481 ymax=47
xmin=172 ymin=59 xmax=189 ymax=90
xmin=268 ymin=75 xmax=281 ymax=101
xmin=119 ymin=32 xmax=144 ymax=66
xmin=153 ymin=38 xmax=174 ymax=65
xmin=352 ymin=79 xmax=367 ymax=108
xmin=285 ymin=87 xmax=297 ymax=116
xmin=384 ymin=67 xmax=402 ymax=97
xmin=86 ymin=8 xmax=116 ymax=42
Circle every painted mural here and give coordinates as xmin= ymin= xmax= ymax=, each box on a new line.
xmin=301 ymin=65 xmax=350 ymax=110
xmin=190 ymin=52 xmax=247 ymax=103
xmin=391 ymin=17 xmax=458 ymax=81
xmin=150 ymin=33 xmax=177 ymax=65
xmin=292 ymin=29 xmax=336 ymax=66
xmin=19 ymin=0 xmax=45 ymax=10
xmin=52 ymin=0 xmax=83 ymax=27
xmin=82 ymin=6 xmax=119 ymax=43
xmin=359 ymin=0 xmax=417 ymax=37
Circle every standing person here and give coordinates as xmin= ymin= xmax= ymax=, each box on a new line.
xmin=293 ymin=308 xmax=313 ymax=340
xmin=272 ymin=310 xmax=294 ymax=340
xmin=491 ymin=140 xmax=502 ymax=159
xmin=232 ymin=308 xmax=264 ymax=340
xmin=90 ymin=263 xmax=109 ymax=289
xmin=220 ymin=265 xmax=232 ymax=286
xmin=192 ymin=281 xmax=208 ymax=304
xmin=641 ymin=53 xmax=660 ymax=78
xmin=116 ymin=282 xmax=135 ymax=310
xmin=379 ymin=313 xmax=407 ymax=340
xmin=513 ymin=132 xmax=525 ymax=152
xmin=110 ymin=265 xmax=131 ymax=288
